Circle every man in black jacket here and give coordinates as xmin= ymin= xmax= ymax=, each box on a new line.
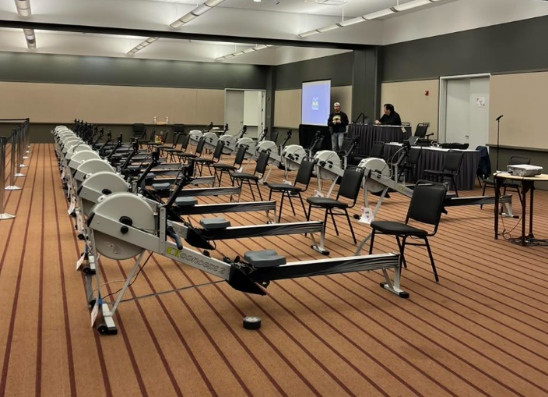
xmin=375 ymin=104 xmax=402 ymax=126
xmin=327 ymin=102 xmax=349 ymax=152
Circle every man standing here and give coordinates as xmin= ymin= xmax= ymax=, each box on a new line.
xmin=327 ymin=102 xmax=349 ymax=152
xmin=375 ymin=104 xmax=402 ymax=126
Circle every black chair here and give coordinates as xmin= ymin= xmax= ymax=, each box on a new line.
xmin=213 ymin=145 xmax=247 ymax=186
xmin=132 ymin=123 xmax=147 ymax=140
xmin=370 ymin=142 xmax=384 ymax=158
xmin=424 ymin=150 xmax=465 ymax=196
xmin=369 ymin=181 xmax=448 ymax=282
xmin=231 ymin=151 xmax=270 ymax=201
xmin=163 ymin=131 xmax=184 ymax=162
xmin=414 ymin=123 xmax=429 ymax=138
xmin=398 ymin=147 xmax=422 ymax=183
xmin=306 ymin=168 xmax=363 ymax=244
xmin=267 ymin=160 xmax=315 ymax=222
xmin=173 ymin=124 xmax=185 ymax=135
xmin=193 ymin=140 xmax=224 ymax=176
xmin=178 ymin=136 xmax=206 ymax=163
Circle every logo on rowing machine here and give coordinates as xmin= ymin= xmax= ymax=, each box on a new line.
xmin=166 ymin=247 xmax=230 ymax=277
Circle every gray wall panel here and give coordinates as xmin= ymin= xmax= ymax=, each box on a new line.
xmin=275 ymin=52 xmax=354 ymax=90
xmin=0 ymin=52 xmax=268 ymax=89
xmin=382 ymin=15 xmax=548 ymax=82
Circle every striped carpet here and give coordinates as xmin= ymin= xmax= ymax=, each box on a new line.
xmin=0 ymin=144 xmax=547 ymax=397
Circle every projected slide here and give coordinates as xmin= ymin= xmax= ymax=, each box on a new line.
xmin=301 ymin=80 xmax=331 ymax=126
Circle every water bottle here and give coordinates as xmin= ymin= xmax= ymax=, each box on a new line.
xmin=153 ymin=116 xmax=157 ymax=124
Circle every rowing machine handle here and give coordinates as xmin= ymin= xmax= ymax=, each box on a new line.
xmin=166 ymin=226 xmax=183 ymax=250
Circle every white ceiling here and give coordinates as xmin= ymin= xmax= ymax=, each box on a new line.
xmin=0 ymin=0 xmax=546 ymax=65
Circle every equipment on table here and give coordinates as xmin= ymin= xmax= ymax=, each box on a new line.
xmin=507 ymin=164 xmax=543 ymax=177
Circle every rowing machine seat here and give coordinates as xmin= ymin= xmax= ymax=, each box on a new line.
xmin=175 ymin=197 xmax=198 ymax=207
xmin=244 ymin=250 xmax=286 ymax=268
xmin=152 ymin=182 xmax=171 ymax=191
xmin=200 ymin=217 xmax=231 ymax=230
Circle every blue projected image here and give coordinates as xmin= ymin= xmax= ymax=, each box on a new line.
xmin=301 ymin=80 xmax=331 ymax=126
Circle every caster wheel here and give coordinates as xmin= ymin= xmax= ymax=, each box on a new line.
xmin=82 ymin=266 xmax=95 ymax=275
xmin=88 ymin=299 xmax=96 ymax=309
xmin=78 ymin=234 xmax=85 ymax=240
xmin=97 ymin=323 xmax=118 ymax=336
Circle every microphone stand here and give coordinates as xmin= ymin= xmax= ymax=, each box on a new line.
xmin=496 ymin=117 xmax=501 ymax=171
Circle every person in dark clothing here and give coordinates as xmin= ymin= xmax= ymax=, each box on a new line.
xmin=327 ymin=102 xmax=349 ymax=152
xmin=375 ymin=104 xmax=402 ymax=126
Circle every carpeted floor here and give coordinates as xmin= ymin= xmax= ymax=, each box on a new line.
xmin=0 ymin=144 xmax=547 ymax=397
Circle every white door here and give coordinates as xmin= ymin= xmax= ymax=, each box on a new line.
xmin=225 ymin=90 xmax=245 ymax=137
xmin=445 ymin=77 xmax=490 ymax=150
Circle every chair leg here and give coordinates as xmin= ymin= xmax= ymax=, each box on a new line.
xmin=287 ymin=193 xmax=296 ymax=216
xmin=330 ymin=209 xmax=339 ymax=236
xmin=268 ymin=189 xmax=273 ymax=201
xmin=396 ymin=236 xmax=408 ymax=269
xmin=344 ymin=208 xmax=356 ymax=244
xmin=323 ymin=209 xmax=330 ymax=235
xmin=247 ymin=180 xmax=256 ymax=201
xmin=368 ymin=230 xmax=376 ymax=254
xmin=424 ymin=237 xmax=439 ymax=282
xmin=481 ymin=182 xmax=487 ymax=209
xmin=298 ymin=193 xmax=306 ymax=216
xmin=278 ymin=192 xmax=285 ymax=223
xmin=452 ymin=175 xmax=458 ymax=197
xmin=255 ymin=180 xmax=263 ymax=201
xmin=306 ymin=204 xmax=312 ymax=221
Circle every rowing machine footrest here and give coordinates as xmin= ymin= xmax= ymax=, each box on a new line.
xmin=127 ymin=165 xmax=141 ymax=171
xmin=200 ymin=217 xmax=231 ymax=230
xmin=175 ymin=197 xmax=198 ymax=207
xmin=445 ymin=193 xmax=457 ymax=200
xmin=145 ymin=173 xmax=156 ymax=180
xmin=151 ymin=182 xmax=171 ymax=191
xmin=244 ymin=250 xmax=286 ymax=268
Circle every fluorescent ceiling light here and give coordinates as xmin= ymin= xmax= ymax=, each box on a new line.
xmin=205 ymin=0 xmax=225 ymax=5
xmin=393 ymin=0 xmax=432 ymax=11
xmin=317 ymin=24 xmax=339 ymax=33
xmin=128 ymin=37 xmax=159 ymax=55
xmin=298 ymin=29 xmax=319 ymax=38
xmin=192 ymin=4 xmax=211 ymax=15
xmin=15 ymin=0 xmax=31 ymax=17
xmin=338 ymin=16 xmax=365 ymax=27
xmin=170 ymin=0 xmax=226 ymax=28
xmin=215 ymin=43 xmax=274 ymax=61
xmin=363 ymin=8 xmax=395 ymax=20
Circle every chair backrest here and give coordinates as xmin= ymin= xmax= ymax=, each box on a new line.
xmin=340 ymin=138 xmax=358 ymax=156
xmin=414 ymin=123 xmax=429 ymax=138
xmin=406 ymin=147 xmax=422 ymax=165
xmin=195 ymin=137 xmax=206 ymax=155
xmin=443 ymin=150 xmax=465 ymax=173
xmin=234 ymin=145 xmax=247 ymax=167
xmin=255 ymin=152 xmax=270 ymax=175
xmin=337 ymin=168 xmax=364 ymax=205
xmin=212 ymin=140 xmax=224 ymax=160
xmin=171 ymin=131 xmax=182 ymax=148
xmin=173 ymin=124 xmax=185 ymax=133
xmin=294 ymin=160 xmax=315 ymax=189
xmin=509 ymin=156 xmax=531 ymax=165
xmin=370 ymin=142 xmax=384 ymax=158
xmin=180 ymin=133 xmax=190 ymax=150
xmin=133 ymin=123 xmax=146 ymax=134
xmin=475 ymin=146 xmax=491 ymax=179
xmin=406 ymin=181 xmax=448 ymax=235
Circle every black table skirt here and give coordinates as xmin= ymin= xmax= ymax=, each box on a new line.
xmin=383 ymin=144 xmax=480 ymax=191
xmin=298 ymin=124 xmax=331 ymax=151
xmin=348 ymin=125 xmax=412 ymax=155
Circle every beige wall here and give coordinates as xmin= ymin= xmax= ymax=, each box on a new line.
xmin=381 ymin=80 xmax=439 ymax=136
xmin=0 ymin=82 xmax=225 ymax=125
xmin=490 ymin=71 xmax=548 ymax=149
xmin=274 ymin=85 xmax=353 ymax=129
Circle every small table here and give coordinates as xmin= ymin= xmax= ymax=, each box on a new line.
xmin=494 ymin=172 xmax=548 ymax=246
